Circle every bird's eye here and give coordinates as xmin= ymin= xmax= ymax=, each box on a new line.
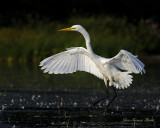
xmin=71 ymin=27 xmax=76 ymax=30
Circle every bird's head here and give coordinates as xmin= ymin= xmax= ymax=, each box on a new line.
xmin=59 ymin=25 xmax=84 ymax=32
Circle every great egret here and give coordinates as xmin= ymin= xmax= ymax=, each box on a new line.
xmin=40 ymin=25 xmax=145 ymax=110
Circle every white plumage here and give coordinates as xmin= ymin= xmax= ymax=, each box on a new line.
xmin=40 ymin=47 xmax=103 ymax=79
xmin=40 ymin=25 xmax=145 ymax=89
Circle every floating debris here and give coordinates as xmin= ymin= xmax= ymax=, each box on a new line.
xmin=156 ymin=105 xmax=159 ymax=111
xmin=31 ymin=95 xmax=35 ymax=101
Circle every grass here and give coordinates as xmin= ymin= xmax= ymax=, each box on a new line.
xmin=0 ymin=16 xmax=159 ymax=63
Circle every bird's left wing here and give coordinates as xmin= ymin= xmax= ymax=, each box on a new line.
xmin=105 ymin=50 xmax=145 ymax=74
xmin=39 ymin=47 xmax=103 ymax=79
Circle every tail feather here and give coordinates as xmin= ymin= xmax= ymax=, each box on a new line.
xmin=113 ymin=72 xmax=133 ymax=89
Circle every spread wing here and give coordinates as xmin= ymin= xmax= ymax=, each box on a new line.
xmin=107 ymin=50 xmax=145 ymax=74
xmin=39 ymin=47 xmax=103 ymax=79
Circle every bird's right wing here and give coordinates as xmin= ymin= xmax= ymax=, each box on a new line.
xmin=106 ymin=50 xmax=145 ymax=74
xmin=39 ymin=47 xmax=103 ymax=79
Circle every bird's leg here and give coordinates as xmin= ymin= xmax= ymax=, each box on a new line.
xmin=103 ymin=86 xmax=117 ymax=115
xmin=107 ymin=86 xmax=117 ymax=109
xmin=94 ymin=88 xmax=109 ymax=106
xmin=89 ymin=88 xmax=109 ymax=111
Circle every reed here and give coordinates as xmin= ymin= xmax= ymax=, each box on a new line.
xmin=0 ymin=16 xmax=159 ymax=63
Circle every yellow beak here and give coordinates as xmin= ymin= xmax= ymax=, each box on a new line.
xmin=59 ymin=27 xmax=75 ymax=31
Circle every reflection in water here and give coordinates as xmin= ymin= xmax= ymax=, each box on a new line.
xmin=0 ymin=62 xmax=160 ymax=127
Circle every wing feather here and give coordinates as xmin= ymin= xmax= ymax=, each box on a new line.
xmin=40 ymin=47 xmax=103 ymax=79
xmin=107 ymin=50 xmax=145 ymax=74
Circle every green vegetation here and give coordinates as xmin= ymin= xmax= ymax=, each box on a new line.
xmin=0 ymin=16 xmax=159 ymax=63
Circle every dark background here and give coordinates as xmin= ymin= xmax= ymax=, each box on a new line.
xmin=0 ymin=0 xmax=160 ymax=62
xmin=0 ymin=0 xmax=160 ymax=25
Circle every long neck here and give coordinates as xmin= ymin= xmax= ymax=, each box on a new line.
xmin=80 ymin=29 xmax=94 ymax=55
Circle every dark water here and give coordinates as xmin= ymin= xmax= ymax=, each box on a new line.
xmin=0 ymin=62 xmax=160 ymax=127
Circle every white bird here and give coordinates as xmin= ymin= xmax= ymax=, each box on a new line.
xmin=39 ymin=25 xmax=145 ymax=109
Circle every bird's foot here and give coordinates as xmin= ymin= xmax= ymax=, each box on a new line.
xmin=102 ymin=108 xmax=109 ymax=116
xmin=87 ymin=104 xmax=93 ymax=113
xmin=88 ymin=102 xmax=99 ymax=114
